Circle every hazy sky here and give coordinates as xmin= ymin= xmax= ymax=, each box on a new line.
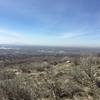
xmin=0 ymin=0 xmax=100 ymax=47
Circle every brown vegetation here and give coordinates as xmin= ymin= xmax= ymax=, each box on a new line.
xmin=0 ymin=54 xmax=100 ymax=100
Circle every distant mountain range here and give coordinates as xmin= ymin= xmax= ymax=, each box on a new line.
xmin=0 ymin=44 xmax=100 ymax=55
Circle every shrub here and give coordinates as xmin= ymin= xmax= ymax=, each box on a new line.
xmin=0 ymin=76 xmax=38 ymax=100
xmin=0 ymin=69 xmax=16 ymax=80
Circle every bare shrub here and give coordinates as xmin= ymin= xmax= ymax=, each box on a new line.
xmin=0 ymin=69 xmax=16 ymax=80
xmin=0 ymin=76 xmax=39 ymax=100
xmin=70 ymin=55 xmax=100 ymax=99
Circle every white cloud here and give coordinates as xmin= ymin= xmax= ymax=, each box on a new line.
xmin=0 ymin=36 xmax=20 ymax=44
xmin=0 ymin=28 xmax=24 ymax=44
xmin=0 ymin=28 xmax=91 ymax=46
xmin=60 ymin=32 xmax=88 ymax=39
xmin=0 ymin=29 xmax=22 ymax=37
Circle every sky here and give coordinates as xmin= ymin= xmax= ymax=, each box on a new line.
xmin=0 ymin=0 xmax=100 ymax=47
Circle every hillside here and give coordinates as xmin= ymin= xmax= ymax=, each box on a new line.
xmin=0 ymin=53 xmax=100 ymax=100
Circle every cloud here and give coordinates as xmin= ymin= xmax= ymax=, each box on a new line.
xmin=0 ymin=28 xmax=22 ymax=37
xmin=0 ymin=36 xmax=20 ymax=44
xmin=0 ymin=28 xmax=24 ymax=44
xmin=60 ymin=32 xmax=88 ymax=39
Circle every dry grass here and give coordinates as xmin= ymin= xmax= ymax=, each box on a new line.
xmin=0 ymin=55 xmax=100 ymax=100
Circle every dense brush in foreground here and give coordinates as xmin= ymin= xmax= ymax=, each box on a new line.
xmin=0 ymin=55 xmax=100 ymax=100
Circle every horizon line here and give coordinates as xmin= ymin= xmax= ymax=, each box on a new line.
xmin=0 ymin=43 xmax=100 ymax=48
